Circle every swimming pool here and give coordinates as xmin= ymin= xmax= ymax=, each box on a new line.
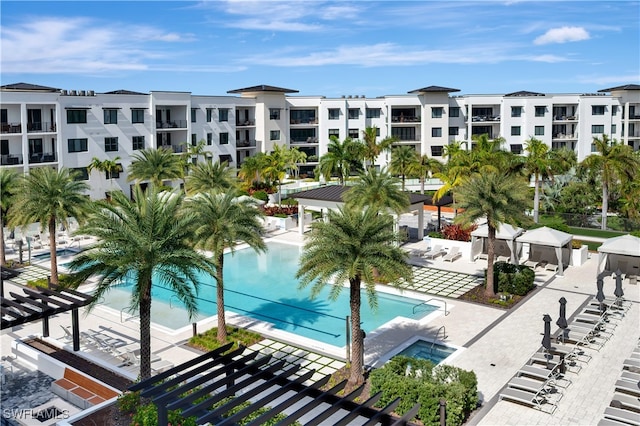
xmin=397 ymin=339 xmax=456 ymax=364
xmin=33 ymin=247 xmax=80 ymax=260
xmin=99 ymin=241 xmax=436 ymax=347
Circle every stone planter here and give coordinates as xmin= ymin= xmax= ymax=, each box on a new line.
xmin=571 ymin=245 xmax=589 ymax=266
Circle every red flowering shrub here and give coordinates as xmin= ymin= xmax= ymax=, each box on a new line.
xmin=441 ymin=223 xmax=477 ymax=242
xmin=262 ymin=205 xmax=298 ymax=216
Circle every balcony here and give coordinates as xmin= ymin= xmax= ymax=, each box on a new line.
xmin=155 ymin=120 xmax=187 ymax=129
xmin=552 ymin=133 xmax=578 ymax=140
xmin=290 ymin=137 xmax=319 ymax=144
xmin=391 ymin=115 xmax=420 ymax=123
xmin=28 ymin=152 xmax=57 ymax=164
xmin=470 ymin=115 xmax=500 ymax=122
xmin=1 ymin=154 xmax=23 ymax=165
xmin=290 ymin=119 xmax=318 ymax=125
xmin=236 ymin=119 xmax=255 ymax=127
xmin=552 ymin=115 xmax=578 ymax=121
xmin=1 ymin=123 xmax=22 ymax=134
xmin=27 ymin=122 xmax=56 ymax=133
xmin=236 ymin=139 xmax=257 ymax=148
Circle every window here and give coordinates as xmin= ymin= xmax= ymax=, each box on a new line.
xmin=591 ymin=143 xmax=597 ymax=152
xmin=0 ymin=139 xmax=7 ymax=156
xmin=219 ymin=132 xmax=229 ymax=144
xmin=104 ymin=137 xmax=118 ymax=152
xmin=365 ymin=108 xmax=381 ymax=118
xmin=431 ymin=146 xmax=443 ymax=156
xmin=191 ymin=134 xmax=197 ymax=145
xmin=328 ymin=108 xmax=340 ymax=120
xmin=535 ymin=106 xmax=546 ymax=117
xmin=511 ymin=106 xmax=522 ymax=118
xmin=612 ymin=105 xmax=618 ymax=116
xmin=191 ymin=108 xmax=197 ymax=123
xmin=269 ymin=108 xmax=281 ymax=120
xmin=534 ymin=126 xmax=545 ymax=136
xmin=70 ymin=167 xmax=89 ymax=181
xmin=68 ymin=138 xmax=88 ymax=152
xmin=510 ymin=144 xmax=523 ymax=154
xmin=1 ymin=109 xmax=7 ymax=124
xmin=432 ymin=127 xmax=442 ymax=137
xmin=206 ymin=108 xmax=213 ymax=122
xmin=103 ymin=109 xmax=118 ymax=124
xmin=448 ymin=127 xmax=459 ymax=136
xmin=592 ymin=105 xmax=605 ymax=115
xmin=511 ymin=126 xmax=521 ymax=136
xmin=592 ymin=125 xmax=604 ymax=134
xmin=432 ymin=107 xmax=443 ymax=118
xmin=375 ymin=128 xmax=380 ymax=137
xmin=328 ymin=129 xmax=339 ymax=139
xmin=348 ymin=129 xmax=359 ymax=139
xmin=219 ymin=109 xmax=229 ymax=122
xmin=449 ymin=107 xmax=460 ymax=118
xmin=207 ymin=133 xmax=213 ymax=145
xmin=270 ymin=130 xmax=280 ymax=141
xmin=348 ymin=108 xmax=359 ymax=119
xmin=67 ymin=110 xmax=87 ymax=124
xmin=106 ymin=164 xmax=122 ymax=180
xmin=611 ymin=124 xmax=617 ymax=134
xmin=132 ymin=109 xmax=145 ymax=124
xmin=132 ymin=136 xmax=145 ymax=150
xmin=219 ymin=154 xmax=232 ymax=164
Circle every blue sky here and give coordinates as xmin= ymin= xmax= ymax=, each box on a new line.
xmin=1 ymin=1 xmax=638 ymax=97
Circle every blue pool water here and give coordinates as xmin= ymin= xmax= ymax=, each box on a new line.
xmin=100 ymin=241 xmax=435 ymax=347
xmin=33 ymin=248 xmax=79 ymax=259
xmin=397 ymin=339 xmax=456 ymax=364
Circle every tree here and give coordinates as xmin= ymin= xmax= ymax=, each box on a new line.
xmin=88 ymin=156 xmax=122 ymax=196
xmin=283 ymin=146 xmax=307 ymax=179
xmin=128 ymin=148 xmax=182 ymax=189
xmin=238 ymin=153 xmax=268 ymax=189
xmin=318 ymin=136 xmax=362 ymax=185
xmin=389 ymin=146 xmax=418 ymax=191
xmin=408 ymin=154 xmax=442 ymax=195
xmin=524 ymin=137 xmax=553 ymax=223
xmin=0 ymin=169 xmax=19 ymax=266
xmin=361 ymin=127 xmax=397 ymax=170
xmin=455 ymin=172 xmax=530 ymax=298
xmin=579 ymin=135 xmax=639 ymax=230
xmin=432 ymin=165 xmax=465 ymax=216
xmin=67 ymin=187 xmax=214 ymax=380
xmin=183 ymin=191 xmax=266 ymax=343
xmin=343 ymin=168 xmax=409 ymax=215
xmin=185 ymin=161 xmax=236 ymax=195
xmin=9 ymin=168 xmax=89 ymax=284
xmin=296 ymin=206 xmax=412 ymax=388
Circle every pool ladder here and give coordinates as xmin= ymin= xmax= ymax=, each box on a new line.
xmin=430 ymin=325 xmax=447 ymax=354
xmin=413 ymin=298 xmax=449 ymax=316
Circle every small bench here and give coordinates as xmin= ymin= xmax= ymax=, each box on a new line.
xmin=51 ymin=368 xmax=119 ymax=409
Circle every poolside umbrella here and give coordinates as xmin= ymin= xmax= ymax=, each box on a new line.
xmin=542 ymin=314 xmax=552 ymax=352
xmin=596 ymin=277 xmax=606 ymax=313
xmin=556 ymin=297 xmax=568 ymax=343
xmin=614 ymin=269 xmax=624 ymax=306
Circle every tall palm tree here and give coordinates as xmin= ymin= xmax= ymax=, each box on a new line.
xmin=343 ymin=168 xmax=409 ymax=215
xmin=185 ymin=161 xmax=236 ymax=195
xmin=67 ymin=186 xmax=214 ymax=380
xmin=361 ymin=127 xmax=397 ymax=170
xmin=263 ymin=144 xmax=289 ymax=204
xmin=442 ymin=140 xmax=466 ymax=164
xmin=524 ymin=137 xmax=553 ymax=223
xmin=238 ymin=153 xmax=268 ymax=189
xmin=9 ymin=168 xmax=89 ymax=284
xmin=296 ymin=206 xmax=412 ymax=388
xmin=182 ymin=191 xmax=266 ymax=343
xmin=0 ymin=169 xmax=19 ymax=266
xmin=455 ymin=172 xmax=530 ymax=298
xmin=128 ymin=148 xmax=182 ymax=189
xmin=88 ymin=156 xmax=122 ymax=196
xmin=409 ymin=154 xmax=443 ymax=195
xmin=432 ymin=165 xmax=465 ymax=216
xmin=283 ymin=145 xmax=307 ymax=179
xmin=389 ymin=146 xmax=418 ymax=191
xmin=579 ymin=135 xmax=639 ymax=230
xmin=318 ymin=136 xmax=362 ymax=185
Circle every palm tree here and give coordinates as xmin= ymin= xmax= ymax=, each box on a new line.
xmin=361 ymin=127 xmax=397 ymax=170
xmin=238 ymin=153 xmax=268 ymax=189
xmin=343 ymin=168 xmax=409 ymax=215
xmin=0 ymin=169 xmax=19 ymax=266
xmin=182 ymin=191 xmax=266 ymax=343
xmin=524 ymin=138 xmax=553 ymax=223
xmin=318 ymin=136 xmax=362 ymax=185
xmin=296 ymin=206 xmax=412 ymax=388
xmin=432 ymin=165 xmax=464 ymax=216
xmin=282 ymin=145 xmax=307 ymax=179
xmin=389 ymin=146 xmax=418 ymax=191
xmin=185 ymin=161 xmax=236 ymax=195
xmin=263 ymin=144 xmax=290 ymax=204
xmin=579 ymin=135 xmax=639 ymax=230
xmin=88 ymin=156 xmax=122 ymax=197
xmin=128 ymin=148 xmax=182 ymax=189
xmin=455 ymin=172 xmax=530 ymax=298
xmin=9 ymin=168 xmax=89 ymax=284
xmin=67 ymin=186 xmax=214 ymax=380
xmin=442 ymin=140 xmax=466 ymax=164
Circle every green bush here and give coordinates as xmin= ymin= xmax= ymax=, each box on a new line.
xmin=252 ymin=190 xmax=268 ymax=202
xmin=370 ymin=356 xmax=477 ymax=426
xmin=536 ymin=216 xmax=570 ymax=233
xmin=27 ymin=274 xmax=73 ymax=289
xmin=490 ymin=262 xmax=535 ymax=296
xmin=428 ymin=231 xmax=443 ymax=239
xmin=188 ymin=325 xmax=263 ymax=353
xmin=631 ymin=230 xmax=640 ymax=238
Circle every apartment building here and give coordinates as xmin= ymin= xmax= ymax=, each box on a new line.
xmin=1 ymin=82 xmax=638 ymax=199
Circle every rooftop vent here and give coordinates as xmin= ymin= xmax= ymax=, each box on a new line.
xmin=70 ymin=90 xmax=77 ymax=96
xmin=60 ymin=89 xmax=68 ymax=95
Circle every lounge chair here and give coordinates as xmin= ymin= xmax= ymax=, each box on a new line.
xmin=443 ymin=247 xmax=462 ymax=262
xmin=603 ymin=406 xmax=640 ymax=426
xmin=524 ymin=259 xmax=539 ymax=269
xmin=151 ymin=359 xmax=174 ymax=374
xmin=497 ymin=255 xmax=510 ymax=263
xmin=60 ymin=325 xmax=73 ymax=343
xmin=498 ymin=387 xmax=556 ymax=413
xmin=615 ymin=380 xmax=640 ymax=397
xmin=620 ymin=371 xmax=640 ymax=383
xmin=623 ymin=358 xmax=640 ymax=371
xmin=475 ymin=253 xmax=488 ymax=261
xmin=423 ymin=245 xmax=446 ymax=260
xmin=545 ymin=263 xmax=559 ymax=272
xmin=508 ymin=376 xmax=560 ymax=398
xmin=598 ymin=418 xmax=636 ymax=426
xmin=611 ymin=392 xmax=640 ymax=411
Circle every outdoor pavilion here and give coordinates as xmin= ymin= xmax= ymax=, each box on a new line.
xmin=597 ymin=234 xmax=640 ymax=279
xmin=289 ymin=185 xmax=452 ymax=238
xmin=470 ymin=223 xmax=524 ymax=264
xmin=515 ymin=226 xmax=573 ymax=276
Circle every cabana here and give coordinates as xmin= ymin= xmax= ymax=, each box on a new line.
xmin=516 ymin=226 xmax=573 ymax=276
xmin=470 ymin=223 xmax=524 ymax=264
xmin=597 ymin=234 xmax=640 ymax=279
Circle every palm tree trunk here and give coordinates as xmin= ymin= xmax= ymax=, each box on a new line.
xmin=533 ymin=174 xmax=540 ymax=223
xmin=0 ymin=215 xmax=6 ymax=266
xmin=348 ymin=277 xmax=364 ymax=388
xmin=216 ymin=252 xmax=227 ymax=343
xmin=139 ymin=281 xmax=152 ymax=380
xmin=401 ymin=175 xmax=405 ymax=191
xmin=601 ymin=181 xmax=608 ymax=230
xmin=48 ymin=216 xmax=59 ymax=285
xmin=420 ymin=176 xmax=425 ymax=195
xmin=485 ymin=226 xmax=497 ymax=298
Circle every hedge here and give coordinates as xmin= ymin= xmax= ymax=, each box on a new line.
xmin=486 ymin=261 xmax=535 ymax=296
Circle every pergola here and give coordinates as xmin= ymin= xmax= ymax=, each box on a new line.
xmin=290 ymin=185 xmax=452 ymax=238
xmin=470 ymin=223 xmax=524 ymax=264
xmin=597 ymin=234 xmax=640 ymax=278
xmin=516 ymin=226 xmax=573 ymax=276
xmin=1 ymin=281 xmax=93 ymax=352
xmin=131 ymin=342 xmax=420 ymax=425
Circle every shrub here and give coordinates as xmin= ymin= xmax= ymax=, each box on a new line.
xmin=572 ymin=239 xmax=584 ymax=249
xmin=489 ymin=261 xmax=535 ymax=296
xmin=188 ymin=325 xmax=263 ymax=352
xmin=252 ymin=190 xmax=269 ymax=202
xmin=280 ymin=198 xmax=298 ymax=206
xmin=27 ymin=274 xmax=73 ymax=289
xmin=537 ymin=215 xmax=570 ymax=233
xmin=428 ymin=231 xmax=443 ymax=239
xmin=632 ymin=230 xmax=640 ymax=238
xmin=441 ymin=223 xmax=477 ymax=242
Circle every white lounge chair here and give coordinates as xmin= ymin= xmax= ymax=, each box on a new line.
xmin=499 ymin=387 xmax=556 ymax=413
xmin=611 ymin=392 xmax=640 ymax=412
xmin=545 ymin=263 xmax=559 ymax=272
xmin=443 ymin=247 xmax=462 ymax=262
xmin=423 ymin=245 xmax=445 ymax=260
xmin=614 ymin=380 xmax=640 ymax=397
xmin=497 ymin=255 xmax=510 ymax=263
xmin=603 ymin=406 xmax=640 ymax=426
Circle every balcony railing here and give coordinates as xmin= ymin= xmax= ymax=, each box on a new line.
xmin=290 ymin=119 xmax=318 ymax=125
xmin=28 ymin=153 xmax=57 ymax=164
xmin=553 ymin=115 xmax=577 ymax=121
xmin=156 ymin=120 xmax=187 ymax=129
xmin=290 ymin=137 xmax=319 ymax=144
xmin=27 ymin=122 xmax=56 ymax=133
xmin=391 ymin=116 xmax=420 ymax=123
xmin=392 ymin=136 xmax=422 ymax=142
xmin=236 ymin=139 xmax=257 ymax=147
xmin=1 ymin=154 xmax=23 ymax=165
xmin=236 ymin=119 xmax=255 ymax=126
xmin=470 ymin=115 xmax=500 ymax=122
xmin=1 ymin=123 xmax=22 ymax=134
xmin=552 ymin=133 xmax=578 ymax=139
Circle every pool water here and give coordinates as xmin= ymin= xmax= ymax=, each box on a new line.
xmin=101 ymin=241 xmax=436 ymax=347
xmin=33 ymin=248 xmax=79 ymax=259
xmin=397 ymin=339 xmax=456 ymax=364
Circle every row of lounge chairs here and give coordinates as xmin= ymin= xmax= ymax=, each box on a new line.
xmin=418 ymin=245 xmax=463 ymax=262
xmin=598 ymin=342 xmax=640 ymax=426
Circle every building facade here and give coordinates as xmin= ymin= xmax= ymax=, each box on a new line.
xmin=1 ymin=82 xmax=639 ymax=199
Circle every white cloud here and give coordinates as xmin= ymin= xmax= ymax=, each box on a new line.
xmin=526 ymin=54 xmax=573 ymax=63
xmin=534 ymin=26 xmax=590 ymax=45
xmin=577 ymin=74 xmax=640 ymax=85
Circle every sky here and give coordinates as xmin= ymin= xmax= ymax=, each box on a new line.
xmin=1 ymin=1 xmax=639 ymax=98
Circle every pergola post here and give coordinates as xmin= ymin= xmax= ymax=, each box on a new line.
xmin=298 ymin=204 xmax=305 ymax=235
xmin=72 ymin=308 xmax=80 ymax=351
xmin=42 ymin=316 xmax=50 ymax=337
xmin=417 ymin=204 xmax=424 ymax=239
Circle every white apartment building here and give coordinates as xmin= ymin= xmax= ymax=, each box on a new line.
xmin=1 ymin=82 xmax=639 ymax=199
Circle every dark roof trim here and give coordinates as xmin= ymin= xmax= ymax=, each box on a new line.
xmin=228 ymin=85 xmax=299 ymax=94
xmin=289 ymin=185 xmax=449 ymax=206
xmin=101 ymin=107 xmax=122 ymax=109
xmin=408 ymin=85 xmax=460 ymax=94
xmin=102 ymin=89 xmax=148 ymax=95
xmin=64 ymin=106 xmax=91 ymax=109
xmin=0 ymin=82 xmax=61 ymax=92
xmin=598 ymin=84 xmax=640 ymax=92
xmin=505 ymin=90 xmax=546 ymax=97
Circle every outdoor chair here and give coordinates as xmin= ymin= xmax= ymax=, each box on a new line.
xmin=620 ymin=371 xmax=640 ymax=383
xmin=614 ymin=380 xmax=640 ymax=398
xmin=611 ymin=393 xmax=640 ymax=412
xmin=443 ymin=247 xmax=462 ymax=262
xmin=545 ymin=263 xmax=559 ymax=272
xmin=423 ymin=245 xmax=446 ymax=260
xmin=59 ymin=325 xmax=73 ymax=343
xmin=498 ymin=387 xmax=557 ymax=413
xmin=497 ymin=255 xmax=510 ymax=263
xmin=603 ymin=406 xmax=640 ymax=426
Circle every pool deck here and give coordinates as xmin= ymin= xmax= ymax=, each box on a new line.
xmin=2 ymin=225 xmax=639 ymax=425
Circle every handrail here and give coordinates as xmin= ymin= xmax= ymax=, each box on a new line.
xmin=413 ymin=298 xmax=448 ymax=316
xmin=430 ymin=326 xmax=447 ymax=354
